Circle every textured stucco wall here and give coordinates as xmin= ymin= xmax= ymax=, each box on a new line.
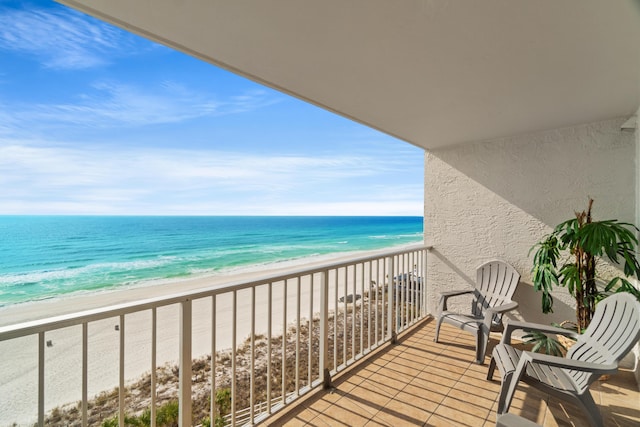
xmin=423 ymin=117 xmax=636 ymax=328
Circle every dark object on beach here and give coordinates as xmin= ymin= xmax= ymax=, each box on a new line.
xmin=339 ymin=294 xmax=361 ymax=303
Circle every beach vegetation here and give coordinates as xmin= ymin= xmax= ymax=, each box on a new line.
xmin=138 ymin=409 xmax=152 ymax=426
xmin=100 ymin=414 xmax=142 ymax=427
xmin=48 ymin=407 xmax=62 ymax=424
xmin=214 ymin=388 xmax=231 ymax=413
xmin=199 ymin=388 xmax=232 ymax=427
xmin=156 ymin=400 xmax=179 ymax=426
xmin=92 ymin=387 xmax=120 ymax=409
xmin=40 ymin=298 xmax=400 ymax=427
xmin=99 ymin=400 xmax=178 ymax=427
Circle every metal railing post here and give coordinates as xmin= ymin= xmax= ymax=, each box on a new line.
xmin=82 ymin=323 xmax=88 ymax=427
xmin=179 ymin=300 xmax=192 ymax=427
xmin=387 ymin=256 xmax=396 ymax=343
xmin=232 ymin=291 xmax=237 ymax=425
xmin=266 ymin=283 xmax=272 ymax=413
xmin=210 ymin=295 xmax=217 ymax=425
xmin=422 ymin=248 xmax=428 ymax=317
xmin=250 ymin=286 xmax=256 ymax=424
xmin=38 ymin=332 xmax=44 ymax=427
xmin=281 ymin=281 xmax=287 ymax=405
xmin=119 ymin=315 xmax=125 ymax=427
xmin=319 ymin=270 xmax=330 ymax=388
xmin=151 ymin=308 xmax=157 ymax=427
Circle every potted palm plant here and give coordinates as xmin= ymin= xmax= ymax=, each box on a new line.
xmin=528 ymin=198 xmax=640 ymax=354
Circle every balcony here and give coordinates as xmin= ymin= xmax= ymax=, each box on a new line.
xmin=264 ymin=319 xmax=640 ymax=426
xmin=1 ymin=245 xmax=638 ymax=427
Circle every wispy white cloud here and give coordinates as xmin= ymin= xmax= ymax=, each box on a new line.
xmin=0 ymin=2 xmax=423 ymax=216
xmin=0 ymin=4 xmax=138 ymax=69
xmin=0 ymin=141 xmax=423 ymax=215
xmin=256 ymin=200 xmax=424 ymax=216
xmin=5 ymin=81 xmax=279 ymax=129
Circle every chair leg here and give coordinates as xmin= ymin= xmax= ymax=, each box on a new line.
xmin=434 ymin=295 xmax=446 ymax=343
xmin=476 ymin=329 xmax=489 ymax=364
xmin=475 ymin=330 xmax=483 ymax=364
xmin=574 ymin=392 xmax=603 ymax=427
xmin=434 ymin=316 xmax=444 ymax=343
xmin=487 ymin=355 xmax=497 ymax=380
xmin=497 ymin=371 xmax=518 ymax=414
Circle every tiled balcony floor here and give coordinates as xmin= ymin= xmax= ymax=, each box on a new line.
xmin=264 ymin=318 xmax=640 ymax=426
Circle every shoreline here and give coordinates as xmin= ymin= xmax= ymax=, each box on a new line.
xmin=0 ymin=243 xmax=422 ymax=425
xmin=0 ymin=243 xmax=420 ymax=327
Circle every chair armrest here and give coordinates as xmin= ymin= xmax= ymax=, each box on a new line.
xmin=501 ymin=320 xmax=579 ymax=345
xmin=438 ymin=289 xmax=473 ymax=313
xmin=488 ymin=301 xmax=519 ymax=315
xmin=520 ymin=351 xmax=618 ymax=375
xmin=440 ymin=289 xmax=473 ymax=297
xmin=483 ymin=301 xmax=519 ymax=330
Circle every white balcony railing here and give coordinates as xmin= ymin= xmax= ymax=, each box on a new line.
xmin=0 ymin=245 xmax=430 ymax=427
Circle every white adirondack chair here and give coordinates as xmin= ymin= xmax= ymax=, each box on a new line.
xmin=434 ymin=260 xmax=521 ymax=364
xmin=487 ymin=292 xmax=640 ymax=427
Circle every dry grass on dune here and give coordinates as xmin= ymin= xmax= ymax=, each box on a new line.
xmin=43 ymin=292 xmax=398 ymax=426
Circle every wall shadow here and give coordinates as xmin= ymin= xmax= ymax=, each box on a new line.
xmin=430 ymin=247 xmax=576 ymax=324
xmin=429 ymin=248 xmax=475 ymax=287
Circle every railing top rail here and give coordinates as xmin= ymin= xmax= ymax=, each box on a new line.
xmin=0 ymin=244 xmax=431 ymax=341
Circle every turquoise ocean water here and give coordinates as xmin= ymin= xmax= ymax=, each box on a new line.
xmin=0 ymin=216 xmax=423 ymax=306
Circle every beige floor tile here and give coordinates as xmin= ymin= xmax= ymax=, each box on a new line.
xmin=425 ymin=413 xmax=465 ymax=426
xmin=280 ymin=416 xmax=310 ymax=427
xmin=608 ymin=412 xmax=640 ymax=427
xmin=447 ymin=386 xmax=495 ymax=410
xmin=266 ymin=404 xmax=325 ymax=426
xmin=411 ymin=378 xmax=456 ymax=397
xmin=260 ymin=320 xmax=639 ymax=427
xmin=440 ymin=395 xmax=492 ymax=420
xmin=310 ymin=393 xmax=375 ymax=425
xmin=364 ymin=371 xmax=409 ymax=397
xmin=431 ymin=403 xmax=488 ymax=427
xmin=402 ymin=382 xmax=446 ymax=404
xmin=415 ymin=371 xmax=460 ymax=390
xmin=331 ymin=374 xmax=365 ymax=394
xmin=393 ymin=354 xmax=427 ymax=372
xmin=429 ymin=359 xmax=467 ymax=376
xmin=358 ymin=363 xmax=381 ymax=378
xmin=374 ymin=398 xmax=431 ymax=426
xmin=363 ymin=420 xmax=391 ymax=427
xmin=456 ymin=373 xmax=501 ymax=394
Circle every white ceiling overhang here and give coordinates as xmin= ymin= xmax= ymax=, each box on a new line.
xmin=58 ymin=0 xmax=640 ymax=150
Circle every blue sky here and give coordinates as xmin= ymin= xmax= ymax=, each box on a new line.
xmin=0 ymin=0 xmax=424 ymax=216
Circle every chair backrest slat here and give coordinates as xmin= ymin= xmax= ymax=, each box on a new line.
xmin=472 ymin=260 xmax=520 ymax=318
xmin=566 ymin=293 xmax=640 ymax=392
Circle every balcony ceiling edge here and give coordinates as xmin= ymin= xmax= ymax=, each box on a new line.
xmin=57 ymin=0 xmax=640 ymax=150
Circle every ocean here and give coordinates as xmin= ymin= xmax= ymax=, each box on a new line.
xmin=0 ymin=216 xmax=423 ymax=306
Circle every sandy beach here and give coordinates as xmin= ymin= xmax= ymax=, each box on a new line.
xmin=0 ymin=247 xmax=395 ymax=426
